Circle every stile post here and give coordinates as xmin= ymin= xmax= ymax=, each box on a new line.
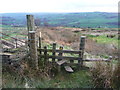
xmin=39 ymin=32 xmax=42 ymax=50
xmin=52 ymin=43 xmax=56 ymax=62
xmin=38 ymin=32 xmax=42 ymax=67
xmin=79 ymin=36 xmax=86 ymax=68
xmin=15 ymin=35 xmax=17 ymax=48
xmin=44 ymin=46 xmax=47 ymax=64
xmin=26 ymin=15 xmax=35 ymax=47
xmin=29 ymin=31 xmax=38 ymax=69
xmin=58 ymin=46 xmax=63 ymax=61
xmin=58 ymin=46 xmax=63 ymax=72
xmin=26 ymin=14 xmax=38 ymax=69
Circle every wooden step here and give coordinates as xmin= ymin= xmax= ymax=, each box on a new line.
xmin=56 ymin=60 xmax=67 ymax=65
xmin=64 ymin=66 xmax=74 ymax=72
xmin=0 ymin=53 xmax=13 ymax=56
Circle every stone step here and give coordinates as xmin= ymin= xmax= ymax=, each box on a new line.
xmin=64 ymin=66 xmax=74 ymax=72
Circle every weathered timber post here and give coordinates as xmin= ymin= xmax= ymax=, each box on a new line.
xmin=26 ymin=15 xmax=38 ymax=69
xmin=26 ymin=15 xmax=35 ymax=47
xmin=39 ymin=32 xmax=42 ymax=51
xmin=79 ymin=36 xmax=86 ymax=68
xmin=15 ymin=35 xmax=17 ymax=48
xmin=29 ymin=31 xmax=38 ymax=69
xmin=52 ymin=43 xmax=56 ymax=62
xmin=38 ymin=32 xmax=42 ymax=67
xmin=58 ymin=46 xmax=63 ymax=72
xmin=44 ymin=46 xmax=48 ymax=65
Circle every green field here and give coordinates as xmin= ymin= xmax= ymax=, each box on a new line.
xmin=1 ymin=12 xmax=118 ymax=28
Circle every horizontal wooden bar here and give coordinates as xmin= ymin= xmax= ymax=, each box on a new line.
xmin=83 ymin=59 xmax=111 ymax=62
xmin=40 ymin=55 xmax=82 ymax=60
xmin=38 ymin=48 xmax=81 ymax=54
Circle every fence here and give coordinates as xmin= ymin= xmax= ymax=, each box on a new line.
xmin=26 ymin=15 xmax=86 ymax=70
xmin=26 ymin=15 xmax=110 ymax=71
xmin=38 ymin=37 xmax=85 ymax=64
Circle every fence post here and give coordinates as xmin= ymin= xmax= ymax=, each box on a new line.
xmin=39 ymin=32 xmax=41 ymax=50
xmin=79 ymin=36 xmax=86 ymax=68
xmin=15 ymin=35 xmax=17 ymax=48
xmin=38 ymin=32 xmax=42 ymax=68
xmin=58 ymin=46 xmax=63 ymax=72
xmin=44 ymin=46 xmax=47 ymax=63
xmin=26 ymin=15 xmax=35 ymax=47
xmin=27 ymin=14 xmax=38 ymax=70
xmin=29 ymin=31 xmax=38 ymax=69
xmin=52 ymin=43 xmax=56 ymax=62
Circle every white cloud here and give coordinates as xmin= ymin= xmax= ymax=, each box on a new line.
xmin=0 ymin=0 xmax=119 ymax=13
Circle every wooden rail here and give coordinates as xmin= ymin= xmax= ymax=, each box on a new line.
xmin=38 ymin=49 xmax=82 ymax=54
xmin=38 ymin=35 xmax=86 ymax=67
xmin=40 ymin=55 xmax=82 ymax=60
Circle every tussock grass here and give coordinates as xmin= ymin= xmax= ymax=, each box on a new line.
xmin=90 ymin=60 xmax=120 ymax=89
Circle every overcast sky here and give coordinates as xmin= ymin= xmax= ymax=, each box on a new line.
xmin=0 ymin=0 xmax=119 ymax=13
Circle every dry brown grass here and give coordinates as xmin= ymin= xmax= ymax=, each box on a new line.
xmin=90 ymin=61 xmax=120 ymax=89
xmin=36 ymin=27 xmax=118 ymax=58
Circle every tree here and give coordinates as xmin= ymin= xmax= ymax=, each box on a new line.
xmin=44 ymin=22 xmax=49 ymax=27
xmin=35 ymin=18 xmax=41 ymax=27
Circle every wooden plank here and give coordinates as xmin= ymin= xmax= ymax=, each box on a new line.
xmin=64 ymin=66 xmax=74 ymax=72
xmin=38 ymin=49 xmax=81 ymax=54
xmin=0 ymin=53 xmax=12 ymax=56
xmin=40 ymin=55 xmax=82 ymax=60
xmin=56 ymin=60 xmax=67 ymax=65
xmin=83 ymin=59 xmax=110 ymax=62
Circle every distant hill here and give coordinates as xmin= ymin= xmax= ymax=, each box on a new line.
xmin=1 ymin=12 xmax=118 ymax=28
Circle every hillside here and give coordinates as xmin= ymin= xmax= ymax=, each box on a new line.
xmin=1 ymin=12 xmax=118 ymax=28
xmin=1 ymin=14 xmax=119 ymax=89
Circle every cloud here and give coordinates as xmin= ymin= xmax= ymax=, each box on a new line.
xmin=0 ymin=0 xmax=119 ymax=13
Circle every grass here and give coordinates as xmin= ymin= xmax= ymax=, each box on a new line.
xmin=35 ymin=70 xmax=92 ymax=88
xmin=3 ymin=69 xmax=93 ymax=88
xmin=88 ymin=35 xmax=118 ymax=46
xmin=2 ymin=42 xmax=93 ymax=88
xmin=90 ymin=60 xmax=120 ymax=88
